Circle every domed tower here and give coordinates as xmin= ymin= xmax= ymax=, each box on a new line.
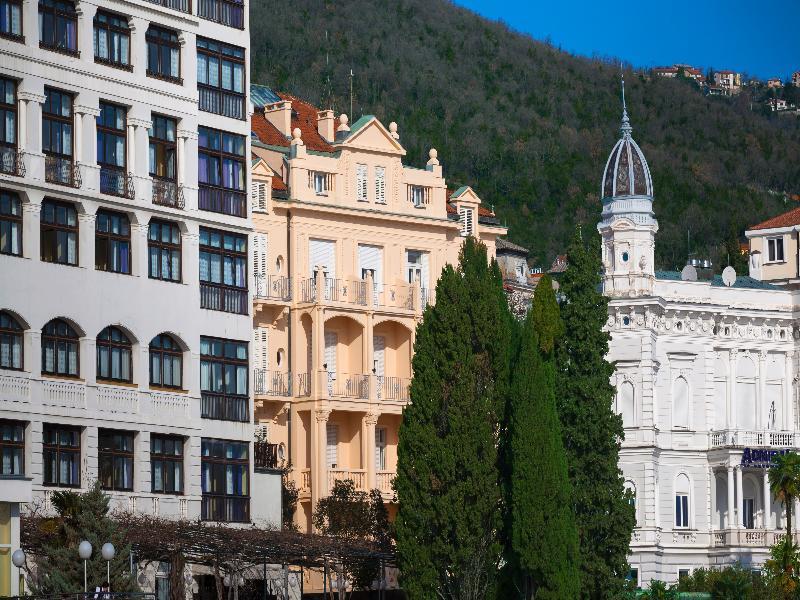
xmin=597 ymin=78 xmax=658 ymax=297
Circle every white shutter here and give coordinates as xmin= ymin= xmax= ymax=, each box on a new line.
xmin=324 ymin=331 xmax=338 ymax=375
xmin=375 ymin=427 xmax=386 ymax=471
xmin=375 ymin=166 xmax=386 ymax=204
xmin=326 ymin=423 xmax=338 ymax=468
xmin=253 ymin=327 xmax=269 ymax=371
xmin=358 ymin=244 xmax=383 ymax=285
xmin=309 ymin=239 xmax=336 ymax=279
xmin=356 ymin=164 xmax=368 ymax=201
xmin=251 ymin=181 xmax=267 ymax=211
xmin=459 ymin=207 xmax=474 ymax=236
xmin=253 ymin=233 xmax=268 ymax=296
xmin=421 ymin=252 xmax=430 ymax=292
xmin=373 ymin=335 xmax=385 ymax=376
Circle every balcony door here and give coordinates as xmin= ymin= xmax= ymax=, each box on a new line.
xmin=373 ymin=335 xmax=385 ymax=377
xmin=359 ymin=244 xmax=383 ymax=302
xmin=743 ymin=498 xmax=755 ymax=529
xmin=310 ymin=238 xmax=335 ymax=299
xmin=324 ymin=331 xmax=338 ymax=379
xmin=326 ymin=422 xmax=338 ymax=469
xmin=375 ymin=427 xmax=386 ymax=471
xmin=406 ymin=250 xmax=429 ymax=296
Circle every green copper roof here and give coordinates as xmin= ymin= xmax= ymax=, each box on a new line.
xmin=655 ymin=270 xmax=778 ymax=290
xmin=343 ymin=115 xmax=376 ymax=138
xmin=250 ymin=84 xmax=281 ymax=108
xmin=451 ymin=186 xmax=470 ymax=198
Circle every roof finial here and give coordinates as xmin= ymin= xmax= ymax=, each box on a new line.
xmin=620 ymin=73 xmax=632 ymax=136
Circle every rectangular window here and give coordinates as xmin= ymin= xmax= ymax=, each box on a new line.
xmin=38 ymin=0 xmax=77 ymax=55
xmin=200 ymin=337 xmax=248 ymax=422
xmin=409 ymin=185 xmax=429 ymax=207
xmin=768 ymin=237 xmax=784 ymax=262
xmin=201 ymin=438 xmax=249 ymax=522
xmin=0 ymin=77 xmax=19 ymax=176
xmin=0 ymin=0 xmax=22 ymax=40
xmin=375 ymin=166 xmax=386 ymax=204
xmin=0 ymin=420 xmax=24 ymax=476
xmin=97 ymin=102 xmax=130 ymax=197
xmin=0 ymin=190 xmax=22 ymax=256
xmin=43 ymin=424 xmax=80 ymax=486
xmin=40 ymin=199 xmax=78 ymax=265
xmin=675 ymin=494 xmax=689 ymax=528
xmin=743 ymin=498 xmax=755 ymax=529
xmin=356 ymin=164 xmax=367 ymax=201
xmin=43 ymin=88 xmax=76 ymax=186
xmin=197 ymin=0 xmax=244 ymax=29
xmin=93 ymin=11 xmax=130 ymax=70
xmin=98 ymin=429 xmax=133 ymax=491
xmin=459 ymin=206 xmax=474 ymax=236
xmin=375 ymin=427 xmax=386 ymax=471
xmin=199 ymin=227 xmax=248 ymax=314
xmin=151 ymin=435 xmax=183 ymax=494
xmin=196 ymin=37 xmax=246 ymax=119
xmin=146 ymin=25 xmax=181 ymax=83
xmin=149 ymin=115 xmax=180 ymax=207
xmin=310 ymin=171 xmax=333 ymax=196
xmin=148 ymin=220 xmax=181 ymax=282
xmin=95 ymin=210 xmax=131 ymax=274
xmin=198 ymin=126 xmax=246 ymax=217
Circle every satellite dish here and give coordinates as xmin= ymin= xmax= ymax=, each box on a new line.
xmin=722 ymin=266 xmax=737 ymax=287
xmin=680 ymin=265 xmax=697 ymax=281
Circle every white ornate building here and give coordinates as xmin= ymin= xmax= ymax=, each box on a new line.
xmin=601 ymin=87 xmax=799 ymax=587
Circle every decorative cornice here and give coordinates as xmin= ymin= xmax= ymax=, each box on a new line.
xmin=177 ymin=129 xmax=198 ymax=141
xmin=127 ymin=117 xmax=152 ymax=129
xmin=315 ymin=408 xmax=331 ymax=423
xmin=75 ymin=105 xmax=101 ymax=117
xmin=18 ymin=91 xmax=45 ymax=104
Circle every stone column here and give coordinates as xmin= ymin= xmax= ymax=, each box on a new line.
xmin=736 ymin=467 xmax=744 ymax=529
xmin=21 ymin=199 xmax=41 ymax=261
xmin=727 ymin=466 xmax=735 ymax=529
xmin=177 ymin=128 xmax=198 ymax=211
xmin=764 ymin=470 xmax=772 ymax=530
xmin=784 ymin=352 xmax=793 ymax=430
xmin=728 ymin=350 xmax=738 ymax=430
xmin=75 ymin=105 xmax=100 ymax=191
xmin=758 ymin=350 xmax=767 ymax=430
xmin=74 ymin=1 xmax=96 ymax=59
xmin=77 ymin=212 xmax=96 ymax=270
xmin=126 ymin=122 xmax=136 ymax=175
xmin=131 ymin=222 xmax=149 ymax=279
xmin=18 ymin=91 xmax=45 ymax=180
xmin=313 ymin=408 xmax=331 ymax=514
xmin=363 ymin=412 xmax=378 ymax=490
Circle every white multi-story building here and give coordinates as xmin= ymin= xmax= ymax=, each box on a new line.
xmin=0 ymin=0 xmax=279 ymax=593
xmin=600 ymin=89 xmax=799 ymax=587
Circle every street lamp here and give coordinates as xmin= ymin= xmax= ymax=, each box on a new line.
xmin=78 ymin=540 xmax=93 ymax=593
xmin=101 ymin=543 xmax=115 ymax=590
xmin=12 ymin=549 xmax=25 ymax=595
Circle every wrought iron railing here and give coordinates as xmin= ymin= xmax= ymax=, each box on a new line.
xmin=198 ymin=86 xmax=246 ymax=119
xmin=197 ymin=0 xmax=244 ymax=28
xmin=143 ymin=0 xmax=190 ymax=12
xmin=327 ymin=372 xmax=369 ymax=399
xmin=152 ymin=177 xmax=185 ymax=208
xmin=198 ymin=184 xmax=247 ymax=217
xmin=100 ymin=166 xmax=135 ymax=199
xmin=200 ymin=391 xmax=249 ymax=422
xmin=45 ymin=156 xmax=81 ymax=188
xmin=377 ymin=376 xmax=411 ymax=402
xmin=201 ymin=495 xmax=249 ymax=523
xmin=254 ymin=369 xmax=291 ymax=396
xmin=375 ymin=282 xmax=415 ymax=310
xmin=0 ymin=146 xmax=24 ymax=176
xmin=296 ymin=373 xmax=311 ymax=397
xmin=254 ymin=274 xmax=292 ymax=301
xmin=326 ymin=278 xmax=367 ymax=305
xmin=200 ymin=282 xmax=248 ymax=315
xmin=254 ymin=441 xmax=279 ymax=472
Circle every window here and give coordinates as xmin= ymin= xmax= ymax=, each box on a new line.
xmin=0 ymin=420 xmax=23 ymax=475
xmin=149 ymin=334 xmax=182 ymax=389
xmin=43 ymin=424 xmax=80 ymax=486
xmin=0 ymin=77 xmax=18 ymax=176
xmin=98 ymin=429 xmax=133 ymax=491
xmin=626 ymin=569 xmax=638 ymax=588
xmin=678 ymin=569 xmax=690 ymax=581
xmin=0 ymin=0 xmax=22 ymax=40
xmin=149 ymin=115 xmax=179 ymax=207
xmin=95 ymin=210 xmax=131 ymax=274
xmin=96 ymin=326 xmax=132 ymax=383
xmin=199 ymin=227 xmax=248 ymax=314
xmin=97 ymin=102 xmax=130 ymax=197
xmin=93 ymin=11 xmax=130 ymax=69
xmin=43 ymin=88 xmax=77 ymax=186
xmin=459 ymin=206 xmax=474 ymax=236
xmin=310 ymin=171 xmax=333 ymax=196
xmin=198 ymin=0 xmax=244 ymax=29
xmin=200 ymin=336 xmax=248 ymax=422
xmin=38 ymin=0 xmax=77 ymax=55
xmin=201 ymin=438 xmax=249 ymax=522
xmin=148 ymin=220 xmax=181 ymax=282
xmin=675 ymin=494 xmax=689 ymax=528
xmin=375 ymin=427 xmax=386 ymax=471
xmin=768 ymin=237 xmax=785 ymax=262
xmin=743 ymin=497 xmax=755 ymax=529
xmin=41 ymin=199 xmax=77 ymax=265
xmin=196 ymin=38 xmax=245 ymax=119
xmin=375 ymin=166 xmax=386 ymax=204
xmin=409 ymin=185 xmax=430 ymax=207
xmin=0 ymin=311 xmax=23 ymax=370
xmin=0 ymin=190 xmax=21 ymax=256
xmin=151 ymin=435 xmax=183 ymax=494
xmin=146 ymin=25 xmax=181 ymax=83
xmin=356 ymin=164 xmax=368 ymax=201
xmin=198 ymin=127 xmax=246 ymax=217
xmin=41 ymin=318 xmax=79 ymax=377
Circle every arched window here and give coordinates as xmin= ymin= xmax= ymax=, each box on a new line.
xmin=0 ymin=311 xmax=23 ymax=370
xmin=675 ymin=473 xmax=691 ymax=528
xmin=673 ymin=377 xmax=689 ymax=429
xmin=150 ymin=334 xmax=182 ymax=389
xmin=619 ymin=381 xmax=635 ymax=428
xmin=42 ymin=318 xmax=79 ymax=377
xmin=96 ymin=326 xmax=132 ymax=383
xmin=624 ymin=480 xmax=637 ymax=525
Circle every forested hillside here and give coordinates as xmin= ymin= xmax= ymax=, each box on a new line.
xmin=250 ymin=0 xmax=800 ymax=269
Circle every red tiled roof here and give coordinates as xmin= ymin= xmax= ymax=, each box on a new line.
xmin=272 ymin=174 xmax=287 ymax=191
xmin=251 ymin=92 xmax=335 ymax=153
xmin=749 ymin=206 xmax=800 ymax=231
xmin=445 ymin=188 xmax=495 ymax=217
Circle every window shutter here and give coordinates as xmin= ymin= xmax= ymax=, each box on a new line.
xmin=251 ymin=181 xmax=267 ymax=211
xmin=375 ymin=427 xmax=386 ymax=471
xmin=326 ymin=423 xmax=338 ymax=468
xmin=324 ymin=331 xmax=338 ymax=374
xmin=309 ymin=239 xmax=336 ymax=279
xmin=253 ymin=233 xmax=268 ymax=295
xmin=356 ymin=164 xmax=368 ymax=201
xmin=253 ymin=327 xmax=269 ymax=371
xmin=459 ymin=207 xmax=474 ymax=237
xmin=375 ymin=166 xmax=385 ymax=204
xmin=373 ymin=335 xmax=385 ymax=376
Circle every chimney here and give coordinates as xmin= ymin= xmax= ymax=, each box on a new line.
xmin=317 ymin=110 xmax=335 ymax=142
xmin=264 ymin=100 xmax=292 ymax=138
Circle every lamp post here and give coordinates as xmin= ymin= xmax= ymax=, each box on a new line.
xmin=78 ymin=540 xmax=93 ymax=593
xmin=11 ymin=549 xmax=25 ymax=595
xmin=101 ymin=543 xmax=115 ymax=590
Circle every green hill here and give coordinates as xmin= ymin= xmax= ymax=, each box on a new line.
xmin=250 ymin=0 xmax=800 ymax=270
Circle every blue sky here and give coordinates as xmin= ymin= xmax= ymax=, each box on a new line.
xmin=454 ymin=0 xmax=798 ymax=80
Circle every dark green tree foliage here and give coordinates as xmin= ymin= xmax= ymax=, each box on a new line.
xmin=507 ymin=275 xmax=579 ymax=599
xmin=29 ymin=482 xmax=137 ymax=593
xmin=555 ymin=229 xmax=636 ymax=599
xmin=395 ymin=237 xmax=511 ymax=600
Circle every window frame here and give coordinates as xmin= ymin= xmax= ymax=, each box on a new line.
xmin=150 ymin=434 xmax=184 ymax=495
xmin=0 ymin=0 xmax=23 ymax=41
xmin=197 ymin=126 xmax=247 ymax=217
xmin=97 ymin=101 xmax=130 ymax=197
xmin=201 ymin=437 xmax=249 ymax=523
xmin=199 ymin=227 xmax=248 ymax=314
xmin=0 ymin=190 xmax=22 ymax=257
xmin=146 ymin=24 xmax=182 ymax=84
xmin=0 ymin=311 xmax=23 ymax=370
xmin=93 ymin=10 xmax=131 ymax=70
xmin=196 ymin=37 xmax=246 ymax=120
xmin=41 ymin=318 xmax=79 ymax=378
xmin=199 ymin=336 xmax=249 ymax=422
xmin=149 ymin=333 xmax=183 ymax=389
xmin=96 ymin=325 xmax=133 ymax=384
xmin=38 ymin=0 xmax=78 ymax=56
xmin=0 ymin=77 xmax=18 ymax=172
xmin=98 ymin=428 xmax=134 ymax=492
xmin=148 ymin=220 xmax=182 ymax=283
xmin=149 ymin=114 xmax=177 ymax=182
xmin=40 ymin=199 xmax=78 ymax=266
xmin=42 ymin=87 xmax=74 ymax=160
xmin=95 ymin=209 xmax=132 ymax=275
xmin=356 ymin=163 xmax=368 ymax=202
xmin=675 ymin=493 xmax=689 ymax=528
xmin=197 ymin=0 xmax=245 ymax=29
xmin=0 ymin=419 xmax=24 ymax=476
xmin=767 ymin=236 xmax=785 ymax=263
xmin=42 ymin=423 xmax=81 ymax=487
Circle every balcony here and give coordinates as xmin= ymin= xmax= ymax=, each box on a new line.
xmin=296 ymin=373 xmax=311 ymax=397
xmin=198 ymin=86 xmax=245 ymax=119
xmin=254 ymin=275 xmax=291 ymax=301
xmin=100 ymin=166 xmax=135 ymax=199
xmin=0 ymin=146 xmax=25 ymax=177
xmin=201 ymin=495 xmax=249 ymax=523
xmin=709 ymin=430 xmax=799 ymax=449
xmin=200 ymin=391 xmax=249 ymax=422
xmin=198 ymin=184 xmax=246 ymax=217
xmin=327 ymin=372 xmax=369 ymax=400
xmin=152 ymin=178 xmax=185 ymax=209
xmin=376 ymin=470 xmax=395 ymax=498
xmin=254 ymin=369 xmax=291 ymax=397
xmin=200 ymin=282 xmax=248 ymax=315
xmin=45 ymin=156 xmax=81 ymax=188
xmin=375 ymin=282 xmax=415 ymax=311
xmin=300 ymin=278 xmax=367 ymax=305
xmin=328 ymin=468 xmax=366 ymax=492
xmin=143 ymin=0 xmax=191 ymax=12
xmin=712 ymin=529 xmax=798 ymax=548
xmin=197 ymin=0 xmax=244 ymax=29
xmin=254 ymin=441 xmax=279 ymax=472
xmin=377 ymin=376 xmax=411 ymax=402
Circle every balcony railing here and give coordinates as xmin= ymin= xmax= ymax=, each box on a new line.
xmin=200 ymin=282 xmax=248 ymax=315
xmin=300 ymin=468 xmax=311 ymax=493
xmin=45 ymin=156 xmax=81 ymax=188
xmin=197 ymin=0 xmax=244 ymax=29
xmin=327 ymin=372 xmax=369 ymax=399
xmin=152 ymin=178 xmax=185 ymax=208
xmin=377 ymin=376 xmax=411 ymax=402
xmin=712 ymin=529 xmax=799 ymax=548
xmin=198 ymin=86 xmax=245 ymax=119
xmin=201 ymin=495 xmax=249 ymax=523
xmin=198 ymin=184 xmax=247 ymax=217
xmin=254 ymin=274 xmax=292 ymax=301
xmin=254 ymin=369 xmax=291 ymax=396
xmin=254 ymin=441 xmax=279 ymax=472
xmin=143 ymin=0 xmax=190 ymax=12
xmin=200 ymin=391 xmax=249 ymax=422
xmin=296 ymin=373 xmax=311 ymax=397
xmin=376 ymin=470 xmax=395 ymax=495
xmin=328 ymin=468 xmax=366 ymax=492
xmin=100 ymin=166 xmax=135 ymax=199
xmin=0 ymin=146 xmax=24 ymax=176
xmin=375 ymin=282 xmax=415 ymax=310
xmin=709 ymin=430 xmax=799 ymax=449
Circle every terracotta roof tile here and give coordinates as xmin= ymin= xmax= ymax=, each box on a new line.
xmin=272 ymin=174 xmax=287 ymax=191
xmin=251 ymin=92 xmax=335 ymax=153
xmin=749 ymin=206 xmax=800 ymax=230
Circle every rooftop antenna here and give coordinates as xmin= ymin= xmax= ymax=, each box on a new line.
xmin=324 ymin=31 xmax=332 ymax=110
xmin=349 ymin=68 xmax=354 ymax=121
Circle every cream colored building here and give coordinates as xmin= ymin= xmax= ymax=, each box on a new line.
xmin=247 ymin=85 xmax=506 ymax=532
xmin=745 ymin=207 xmax=800 ymax=287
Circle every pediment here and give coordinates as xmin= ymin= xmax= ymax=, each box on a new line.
xmin=252 ymin=157 xmax=277 ymax=178
xmin=451 ymin=186 xmax=482 ymax=205
xmin=340 ymin=117 xmax=406 ymax=155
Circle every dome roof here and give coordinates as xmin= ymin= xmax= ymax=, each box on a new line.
xmin=601 ymin=94 xmax=653 ymax=200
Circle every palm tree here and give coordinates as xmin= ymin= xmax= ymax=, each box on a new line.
xmin=769 ymin=452 xmax=800 ymax=536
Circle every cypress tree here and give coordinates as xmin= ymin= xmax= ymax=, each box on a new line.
xmin=508 ymin=275 xmax=580 ymax=599
xmin=555 ymin=228 xmax=636 ymax=599
xmin=394 ymin=237 xmax=512 ymax=600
